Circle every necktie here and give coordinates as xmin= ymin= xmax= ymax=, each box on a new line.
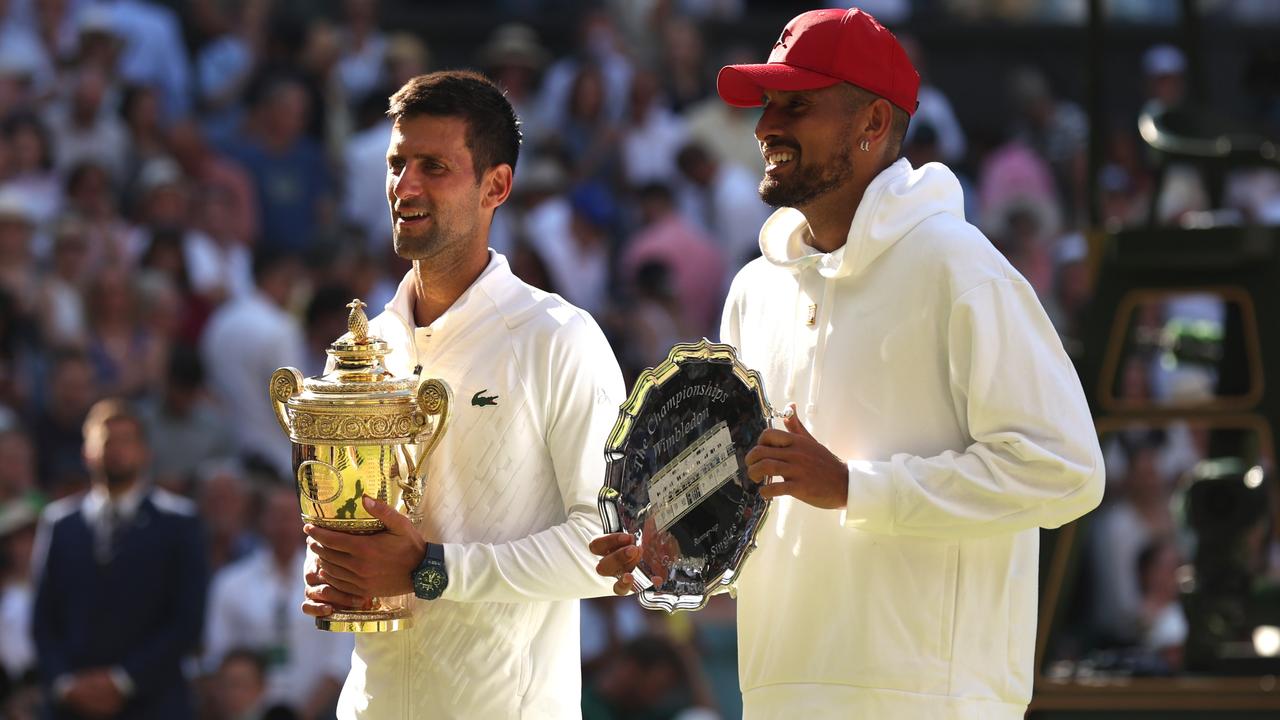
xmin=98 ymin=502 xmax=123 ymax=564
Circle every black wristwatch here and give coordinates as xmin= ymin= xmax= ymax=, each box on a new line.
xmin=412 ymin=542 xmax=448 ymax=600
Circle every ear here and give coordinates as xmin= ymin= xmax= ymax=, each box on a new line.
xmin=862 ymin=98 xmax=894 ymax=149
xmin=480 ymin=164 xmax=514 ymax=211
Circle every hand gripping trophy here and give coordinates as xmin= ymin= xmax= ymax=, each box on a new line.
xmin=270 ymin=299 xmax=450 ymax=632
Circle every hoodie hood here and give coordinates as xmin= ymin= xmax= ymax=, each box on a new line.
xmin=759 ymin=158 xmax=965 ymax=279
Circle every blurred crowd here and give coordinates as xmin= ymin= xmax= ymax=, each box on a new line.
xmin=1 ymin=0 xmax=1279 ymax=718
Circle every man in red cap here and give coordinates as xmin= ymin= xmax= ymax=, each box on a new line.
xmin=593 ymin=8 xmax=1104 ymax=718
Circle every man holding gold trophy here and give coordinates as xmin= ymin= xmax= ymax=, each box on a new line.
xmin=274 ymin=71 xmax=624 ymax=718
xmin=592 ymin=8 xmax=1106 ymax=720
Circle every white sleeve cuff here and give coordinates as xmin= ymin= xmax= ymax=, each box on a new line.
xmin=840 ymin=459 xmax=896 ymax=534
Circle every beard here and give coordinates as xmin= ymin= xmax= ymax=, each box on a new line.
xmin=758 ymin=131 xmax=856 ymax=209
xmin=392 ymin=217 xmax=447 ymax=260
xmin=103 ymin=465 xmax=139 ymax=489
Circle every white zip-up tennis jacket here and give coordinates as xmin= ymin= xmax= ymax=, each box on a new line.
xmin=335 ymin=252 xmax=623 ymax=719
xmin=721 ymin=159 xmax=1104 ymax=719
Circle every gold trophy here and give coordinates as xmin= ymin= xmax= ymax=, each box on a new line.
xmin=270 ymin=299 xmax=450 ymax=632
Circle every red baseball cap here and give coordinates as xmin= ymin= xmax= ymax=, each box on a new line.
xmin=717 ymin=8 xmax=920 ymax=116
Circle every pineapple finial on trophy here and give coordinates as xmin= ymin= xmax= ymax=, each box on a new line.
xmin=346 ymin=299 xmax=369 ymax=343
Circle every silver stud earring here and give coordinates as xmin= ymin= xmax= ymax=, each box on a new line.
xmin=859 ymin=139 xmax=870 ymax=152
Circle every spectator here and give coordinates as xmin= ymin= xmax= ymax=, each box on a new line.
xmin=656 ymin=16 xmax=713 ymax=112
xmin=119 ymin=83 xmax=168 ymax=186
xmin=620 ymin=67 xmax=688 ymax=188
xmin=477 ymin=23 xmax=548 ymax=144
xmin=335 ymin=0 xmax=388 ymax=110
xmin=0 ymin=496 xmax=40 ymax=686
xmin=224 ymin=75 xmax=332 ymax=255
xmin=185 ymin=182 xmax=256 ymax=307
xmin=341 ymin=91 xmax=395 ymax=252
xmin=35 ymin=217 xmax=92 ymax=351
xmin=0 ymin=113 xmax=60 ymax=231
xmin=204 ymin=485 xmax=351 ymax=719
xmin=1137 ymin=537 xmax=1188 ymax=671
xmin=1007 ymin=65 xmax=1088 ymax=226
xmin=211 ymin=649 xmax=293 ymax=720
xmin=621 ymin=182 xmax=725 ymax=337
xmin=582 ymin=635 xmax=718 ymax=720
xmin=32 ymin=398 xmax=208 ymax=719
xmin=200 ymin=247 xmax=305 ymax=481
xmin=169 ymin=119 xmax=260 ymax=247
xmin=682 ymin=46 xmax=765 ymax=177
xmin=1090 ymin=440 xmax=1175 ymax=645
xmin=138 ymin=345 xmax=235 ymax=495
xmin=675 ymin=142 xmax=770 ymax=271
xmin=43 ymin=64 xmax=129 ymax=183
xmin=898 ymin=34 xmax=968 ymax=164
xmin=534 ymin=9 xmax=633 ymax=139
xmin=98 ymin=0 xmax=193 ymax=122
xmin=0 ymin=426 xmax=38 ymax=505
xmin=0 ymin=189 xmax=38 ymax=322
xmin=196 ymin=461 xmax=260 ymax=574
xmin=525 ymin=181 xmax=612 ymax=319
xmin=618 ymin=260 xmax=688 ymax=378
xmin=83 ymin=266 xmax=166 ymax=400
xmin=62 ymin=160 xmax=141 ymax=269
xmin=555 ymin=64 xmax=622 ymax=186
xmin=301 ymin=283 xmax=355 ymax=378
xmin=27 ymin=350 xmax=97 ymax=497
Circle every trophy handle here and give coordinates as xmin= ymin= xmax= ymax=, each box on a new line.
xmin=269 ymin=368 xmax=304 ymax=437
xmin=413 ymin=378 xmax=452 ymax=460
xmin=396 ymin=378 xmax=451 ymax=516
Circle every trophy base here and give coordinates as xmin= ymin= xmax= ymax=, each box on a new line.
xmin=317 ymin=610 xmax=412 ymax=633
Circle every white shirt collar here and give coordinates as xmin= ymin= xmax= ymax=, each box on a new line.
xmin=83 ymin=481 xmax=148 ymax=526
xmin=385 ymin=250 xmax=512 ymax=334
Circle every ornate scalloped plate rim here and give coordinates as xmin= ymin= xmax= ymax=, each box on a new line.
xmin=599 ymin=338 xmax=774 ymax=613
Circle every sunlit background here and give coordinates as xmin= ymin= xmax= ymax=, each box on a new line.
xmin=1 ymin=1 xmax=1279 ymax=718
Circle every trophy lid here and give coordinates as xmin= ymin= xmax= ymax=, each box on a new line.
xmin=301 ymin=299 xmax=415 ymax=397
xmin=270 ymin=298 xmax=453 ymax=448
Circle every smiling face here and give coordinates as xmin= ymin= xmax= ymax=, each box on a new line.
xmin=755 ymin=85 xmax=864 ymax=209
xmin=386 ymin=114 xmax=487 ymax=263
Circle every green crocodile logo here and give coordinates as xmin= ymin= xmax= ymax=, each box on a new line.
xmin=471 ymin=389 xmax=499 ymax=407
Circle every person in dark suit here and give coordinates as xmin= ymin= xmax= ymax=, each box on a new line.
xmin=32 ymin=398 xmax=208 ymax=719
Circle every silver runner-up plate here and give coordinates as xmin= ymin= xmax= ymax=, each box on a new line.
xmin=598 ymin=339 xmax=774 ymax=612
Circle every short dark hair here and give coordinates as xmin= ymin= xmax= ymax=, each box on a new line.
xmin=387 ymin=70 xmax=521 ymax=179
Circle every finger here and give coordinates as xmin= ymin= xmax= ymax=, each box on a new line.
xmin=306 ymin=582 xmax=367 ymax=609
xmin=301 ymin=599 xmax=336 ymax=617
xmin=307 ymin=536 xmax=357 ymax=566
xmin=588 ymin=532 xmax=635 ymax=557
xmin=757 ymin=428 xmax=796 ymax=448
xmin=304 ymin=525 xmax=362 ymax=554
xmin=362 ymin=495 xmax=414 ymax=534
xmin=746 ymin=458 xmax=791 ymax=483
xmin=745 ymin=444 xmax=794 ymax=466
xmin=758 ymin=480 xmax=796 ymax=500
xmin=784 ymin=404 xmax=813 ymax=438
xmin=594 ymin=545 xmax=641 ymax=578
xmin=317 ymin=565 xmax=368 ymax=596
xmin=612 ymin=574 xmax=633 ymax=596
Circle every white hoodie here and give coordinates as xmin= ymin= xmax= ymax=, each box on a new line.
xmin=720 ymin=159 xmax=1104 ymax=719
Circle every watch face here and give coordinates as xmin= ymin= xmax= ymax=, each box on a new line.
xmin=415 ymin=564 xmax=446 ymax=599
